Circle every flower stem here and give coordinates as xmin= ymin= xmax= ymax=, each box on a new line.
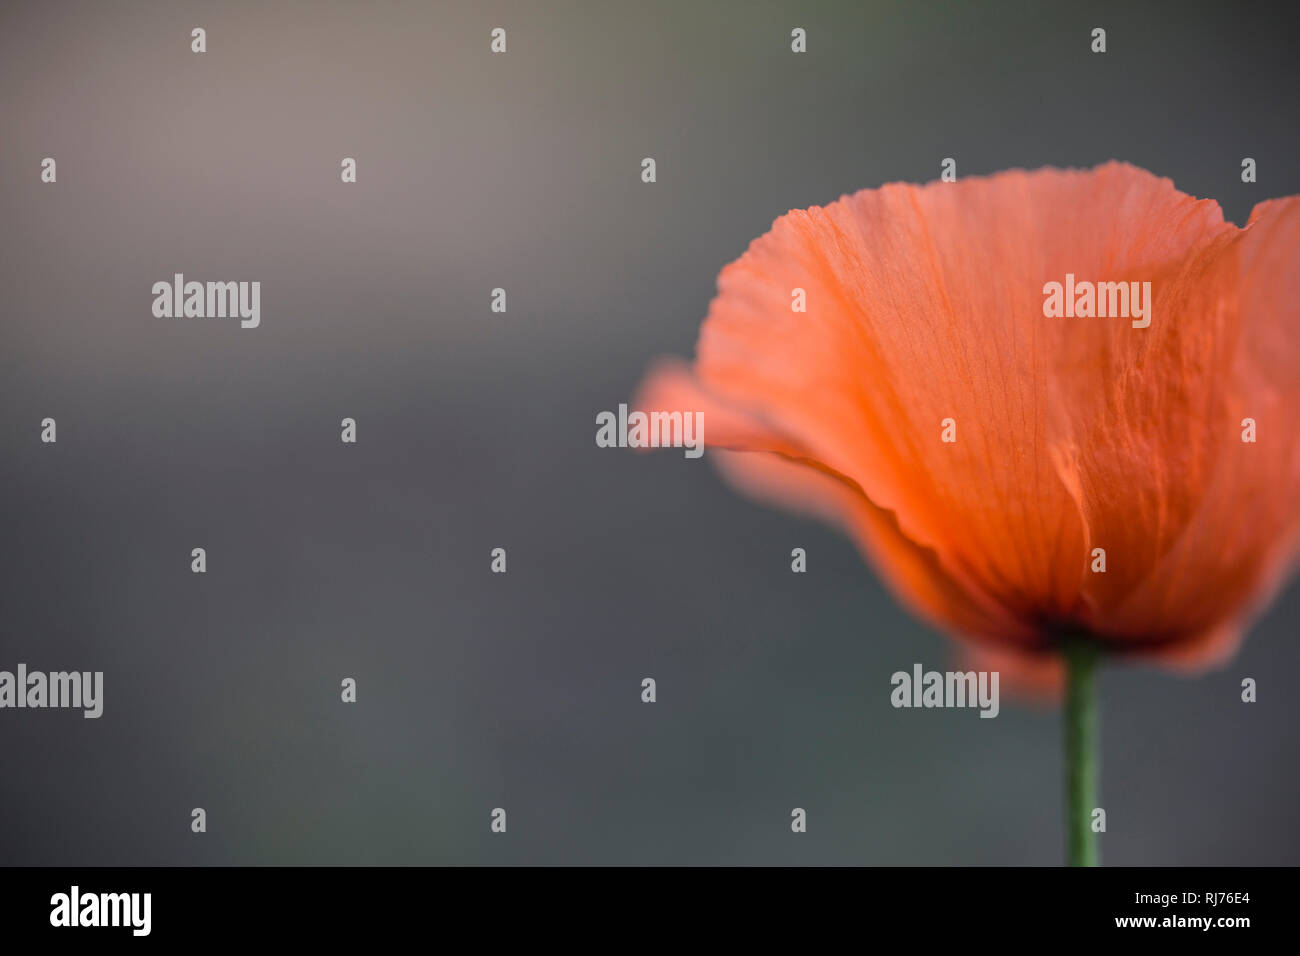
xmin=1064 ymin=638 xmax=1099 ymax=866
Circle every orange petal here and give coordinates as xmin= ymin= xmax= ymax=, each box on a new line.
xmin=636 ymin=164 xmax=1300 ymax=669
xmin=1082 ymin=195 xmax=1300 ymax=662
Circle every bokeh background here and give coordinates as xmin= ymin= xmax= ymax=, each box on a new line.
xmin=2 ymin=0 xmax=1298 ymax=865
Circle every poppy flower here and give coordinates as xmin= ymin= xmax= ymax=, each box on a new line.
xmin=634 ymin=162 xmax=1300 ymax=864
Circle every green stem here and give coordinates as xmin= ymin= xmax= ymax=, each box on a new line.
xmin=1064 ymin=639 xmax=1099 ymax=867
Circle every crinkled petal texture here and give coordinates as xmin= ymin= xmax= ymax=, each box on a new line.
xmin=637 ymin=162 xmax=1300 ymax=679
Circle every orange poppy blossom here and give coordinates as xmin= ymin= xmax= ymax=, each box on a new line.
xmin=633 ymin=162 xmax=1300 ymax=863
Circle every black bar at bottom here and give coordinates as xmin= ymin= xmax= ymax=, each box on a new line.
xmin=0 ymin=866 xmax=1274 ymax=942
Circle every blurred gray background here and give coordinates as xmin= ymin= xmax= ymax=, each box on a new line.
xmin=2 ymin=0 xmax=1297 ymax=865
